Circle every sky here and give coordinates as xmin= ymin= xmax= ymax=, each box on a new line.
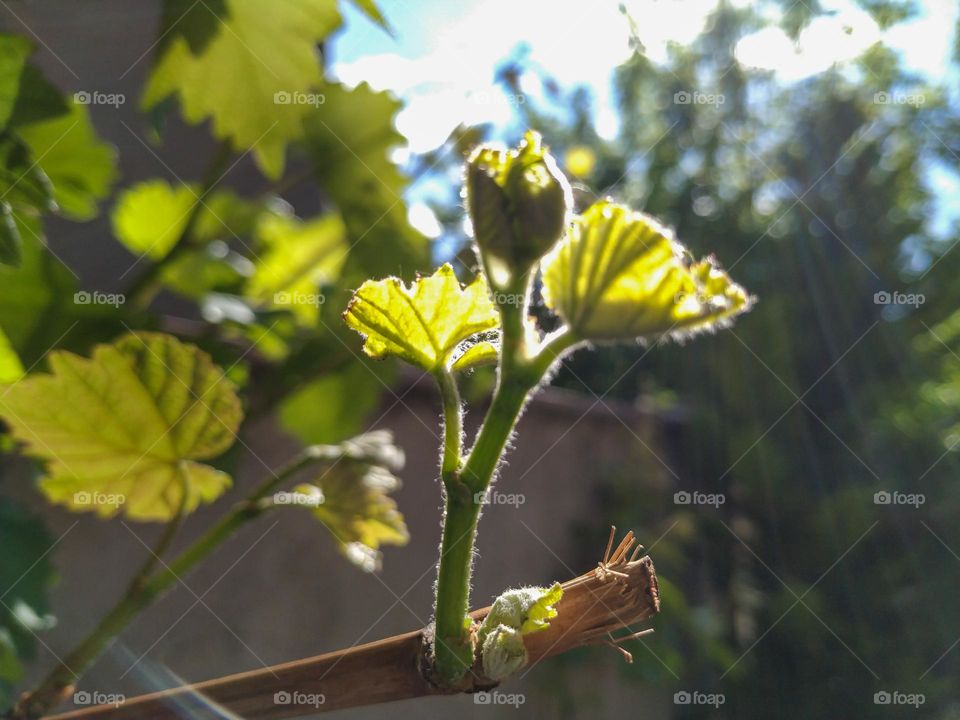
xmin=330 ymin=0 xmax=960 ymax=242
xmin=332 ymin=0 xmax=958 ymax=151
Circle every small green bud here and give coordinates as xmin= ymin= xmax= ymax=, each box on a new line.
xmin=465 ymin=131 xmax=572 ymax=288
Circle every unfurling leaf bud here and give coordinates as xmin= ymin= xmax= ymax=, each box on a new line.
xmin=465 ymin=131 xmax=572 ymax=289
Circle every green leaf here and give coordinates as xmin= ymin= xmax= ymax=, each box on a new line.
xmin=344 ymin=263 xmax=499 ymax=372
xmin=476 ymin=582 xmax=563 ymax=680
xmin=286 ymin=431 xmax=409 ymax=571
xmin=143 ymin=0 xmax=342 ymax=179
xmin=6 ymin=64 xmax=68 ymax=130
xmin=0 ymin=218 xmax=77 ymax=362
xmin=0 ymin=202 xmax=19 ymax=267
xmin=0 ymin=35 xmax=32 ymax=130
xmin=541 ymin=201 xmax=753 ymax=342
xmin=302 ymin=81 xmax=427 ymax=279
xmin=245 ymin=212 xmax=348 ymax=324
xmin=16 ymin=100 xmax=117 ymax=220
xmin=278 ymin=360 xmax=385 ymax=445
xmin=451 ymin=340 xmax=499 ymax=373
xmin=0 ymin=325 xmax=23 ymax=382
xmin=111 ymin=180 xmax=195 ymax=260
xmin=0 ymin=332 xmax=243 ymax=521
xmin=0 ymin=134 xmax=55 ymax=213
xmin=479 ymin=582 xmax=564 ymax=639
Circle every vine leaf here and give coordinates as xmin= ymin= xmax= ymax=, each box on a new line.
xmin=245 ymin=212 xmax=349 ymax=324
xmin=542 ymin=201 xmax=753 ymax=341
xmin=112 ymin=180 xmax=195 ymax=260
xmin=283 ymin=431 xmax=409 ymax=572
xmin=143 ymin=0 xmax=342 ymax=179
xmin=477 ymin=583 xmax=564 ymax=680
xmin=16 ymin=100 xmax=116 ymax=221
xmin=303 ymin=80 xmax=427 ymax=278
xmin=0 ymin=34 xmax=32 ymax=130
xmin=0 ymin=332 xmax=243 ymax=521
xmin=0 ymin=326 xmax=22 ymax=383
xmin=451 ymin=340 xmax=499 ymax=373
xmin=344 ymin=263 xmax=499 ymax=372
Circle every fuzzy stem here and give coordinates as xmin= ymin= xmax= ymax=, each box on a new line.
xmin=12 ymin=449 xmax=324 ymax=720
xmin=431 ymin=285 xmax=576 ymax=686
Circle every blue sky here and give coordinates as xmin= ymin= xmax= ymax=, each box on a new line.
xmin=331 ymin=0 xmax=959 ymax=243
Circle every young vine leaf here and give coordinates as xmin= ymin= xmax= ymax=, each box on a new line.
xmin=476 ymin=583 xmax=564 ymax=680
xmin=289 ymin=460 xmax=409 ymax=572
xmin=541 ymin=200 xmax=753 ymax=341
xmin=142 ymin=0 xmax=342 ymax=179
xmin=0 ymin=332 xmax=242 ymax=521
xmin=344 ymin=263 xmax=499 ymax=373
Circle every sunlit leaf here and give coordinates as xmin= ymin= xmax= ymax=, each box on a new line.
xmin=112 ymin=180 xmax=195 ymax=260
xmin=541 ymin=201 xmax=753 ymax=342
xmin=143 ymin=0 xmax=342 ymax=178
xmin=0 ymin=326 xmax=22 ymax=383
xmin=285 ymin=431 xmax=408 ymax=571
xmin=302 ymin=81 xmax=427 ymax=280
xmin=451 ymin=340 xmax=499 ymax=373
xmin=0 ymin=332 xmax=243 ymax=521
xmin=344 ymin=263 xmax=499 ymax=372
xmin=245 ymin=212 xmax=348 ymax=324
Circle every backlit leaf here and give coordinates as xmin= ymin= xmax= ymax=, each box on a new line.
xmin=542 ymin=201 xmax=753 ymax=341
xmin=245 ymin=212 xmax=348 ymax=324
xmin=344 ymin=263 xmax=499 ymax=372
xmin=143 ymin=0 xmax=342 ymax=178
xmin=286 ymin=431 xmax=408 ymax=572
xmin=0 ymin=332 xmax=243 ymax=521
xmin=112 ymin=180 xmax=195 ymax=260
